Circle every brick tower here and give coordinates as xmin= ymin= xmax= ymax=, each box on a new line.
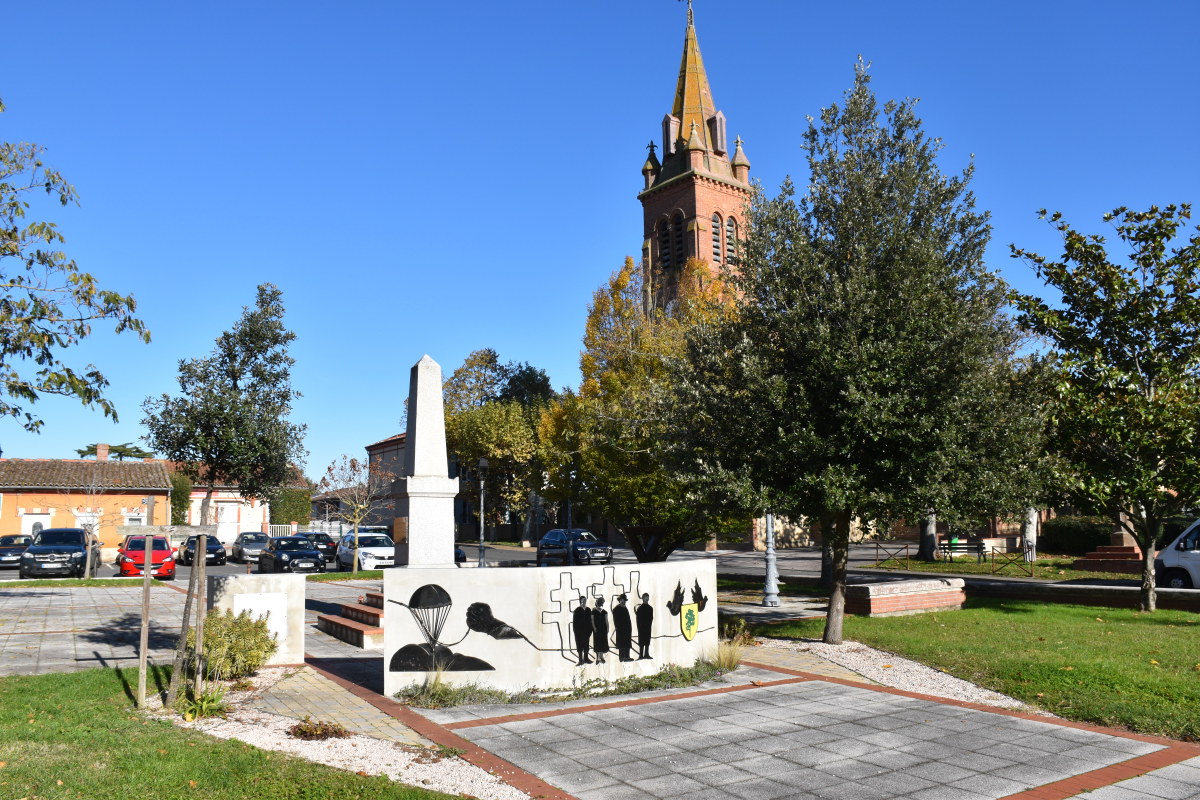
xmin=639 ymin=1 xmax=751 ymax=307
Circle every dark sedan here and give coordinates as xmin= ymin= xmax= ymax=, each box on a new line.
xmin=299 ymin=532 xmax=337 ymax=561
xmin=0 ymin=534 xmax=31 ymax=569
xmin=179 ymin=535 xmax=227 ymax=566
xmin=258 ymin=536 xmax=326 ymax=574
xmin=536 ymin=529 xmax=612 ymax=566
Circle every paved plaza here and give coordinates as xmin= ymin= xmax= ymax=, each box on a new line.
xmin=0 ymin=577 xmax=1196 ymax=799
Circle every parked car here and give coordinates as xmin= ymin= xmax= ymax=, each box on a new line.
xmin=258 ymin=536 xmax=326 ymax=574
xmin=0 ymin=534 xmax=31 ymax=569
xmin=19 ymin=528 xmax=101 ymax=579
xmin=336 ymin=532 xmax=395 ymax=571
xmin=1156 ymin=518 xmax=1200 ymax=589
xmin=299 ymin=531 xmax=337 ymax=561
xmin=178 ymin=535 xmax=227 ymax=566
xmin=116 ymin=535 xmax=176 ymax=580
xmin=536 ymin=529 xmax=612 ymax=566
xmin=231 ymin=531 xmax=270 ymax=563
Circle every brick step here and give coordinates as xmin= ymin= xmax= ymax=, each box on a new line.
xmin=316 ymin=614 xmax=385 ymax=648
xmin=1070 ymin=559 xmax=1144 ymax=574
xmin=363 ymin=591 xmax=384 ymax=609
xmin=338 ymin=602 xmax=384 ymax=627
xmin=1091 ymin=546 xmax=1141 ymax=555
xmin=1080 ymin=551 xmax=1140 ymax=560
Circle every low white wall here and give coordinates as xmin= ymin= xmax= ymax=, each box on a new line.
xmin=207 ymin=573 xmax=306 ymax=665
xmin=383 ymin=560 xmax=718 ymax=695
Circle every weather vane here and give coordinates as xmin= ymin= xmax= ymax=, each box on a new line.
xmin=679 ymin=0 xmax=693 ymax=26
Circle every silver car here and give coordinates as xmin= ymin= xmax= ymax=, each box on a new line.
xmin=231 ymin=531 xmax=270 ymax=563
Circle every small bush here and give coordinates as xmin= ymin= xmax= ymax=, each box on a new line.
xmin=1039 ymin=516 xmax=1114 ymax=555
xmin=287 ymin=715 xmax=352 ymax=740
xmin=186 ymin=609 xmax=278 ymax=680
xmin=178 ymin=687 xmax=228 ymax=721
xmin=708 ymin=640 xmax=744 ymax=672
xmin=720 ymin=614 xmax=756 ymax=646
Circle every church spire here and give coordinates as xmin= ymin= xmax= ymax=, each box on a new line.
xmin=671 ymin=2 xmax=717 ymax=153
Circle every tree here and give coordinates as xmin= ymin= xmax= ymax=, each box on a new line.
xmin=169 ymin=470 xmax=192 ymax=526
xmin=1012 ymin=204 xmax=1200 ymax=612
xmin=269 ymin=485 xmax=313 ymax=525
xmin=142 ymin=283 xmax=305 ymax=703
xmin=142 ymin=283 xmax=307 ymax=523
xmin=76 ymin=442 xmax=153 ymax=460
xmin=0 ymin=98 xmax=150 ymax=432
xmin=676 ymin=61 xmax=1043 ymax=642
xmin=541 ymin=257 xmax=745 ymax=561
xmin=318 ymin=455 xmax=394 ymax=575
xmin=444 ymin=350 xmax=554 ymax=536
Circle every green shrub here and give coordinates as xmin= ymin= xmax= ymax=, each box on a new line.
xmin=178 ymin=686 xmax=228 ymax=721
xmin=186 ymin=609 xmax=278 ymax=680
xmin=288 ymin=715 xmax=352 ymax=740
xmin=1038 ymin=516 xmax=1114 ymax=555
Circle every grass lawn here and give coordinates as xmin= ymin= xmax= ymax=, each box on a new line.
xmin=307 ymin=570 xmax=383 ymax=582
xmin=752 ymin=599 xmax=1200 ymax=741
xmin=0 ymin=668 xmax=453 ymax=800
xmin=872 ymin=555 xmax=1139 ymax=582
xmin=0 ymin=578 xmax=150 ymax=589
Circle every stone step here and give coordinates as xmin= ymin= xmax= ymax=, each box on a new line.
xmin=338 ymin=602 xmax=384 ymax=627
xmin=1092 ymin=545 xmax=1140 ymax=555
xmin=363 ymin=591 xmax=384 ymax=609
xmin=316 ymin=614 xmax=385 ymax=648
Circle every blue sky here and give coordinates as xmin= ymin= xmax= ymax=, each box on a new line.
xmin=3 ymin=0 xmax=1198 ymax=481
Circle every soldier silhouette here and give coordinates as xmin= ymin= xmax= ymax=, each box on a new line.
xmin=613 ymin=593 xmax=633 ymax=662
xmin=572 ymin=595 xmax=593 ymax=665
xmin=636 ymin=592 xmax=654 ymax=659
xmin=592 ymin=596 xmax=610 ymax=664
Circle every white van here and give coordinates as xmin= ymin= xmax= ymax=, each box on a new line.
xmin=1155 ymin=520 xmax=1200 ymax=589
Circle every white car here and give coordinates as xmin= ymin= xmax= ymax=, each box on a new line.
xmin=336 ymin=532 xmax=395 ymax=571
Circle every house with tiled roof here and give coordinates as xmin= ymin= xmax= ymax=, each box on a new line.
xmin=0 ymin=452 xmax=171 ymax=550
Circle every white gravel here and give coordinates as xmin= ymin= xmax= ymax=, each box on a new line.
xmin=756 ymin=636 xmax=1054 ymax=715
xmin=156 ymin=669 xmax=530 ymax=800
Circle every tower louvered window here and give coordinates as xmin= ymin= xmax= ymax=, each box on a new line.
xmin=726 ymin=217 xmax=737 ymax=262
xmin=658 ymin=219 xmax=672 ymax=268
xmin=712 ymin=213 xmax=723 ymax=262
xmin=672 ymin=212 xmax=685 ymax=266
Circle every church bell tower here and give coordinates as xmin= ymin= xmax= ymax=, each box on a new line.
xmin=639 ymin=1 xmax=751 ymax=306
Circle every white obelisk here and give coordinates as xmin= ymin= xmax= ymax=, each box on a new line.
xmin=395 ymin=355 xmax=459 ymax=567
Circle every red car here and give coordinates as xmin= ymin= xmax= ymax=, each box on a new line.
xmin=117 ymin=535 xmax=176 ymax=580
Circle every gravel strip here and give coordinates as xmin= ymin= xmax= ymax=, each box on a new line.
xmin=156 ymin=669 xmax=530 ymax=800
xmin=757 ymin=636 xmax=1054 ymax=715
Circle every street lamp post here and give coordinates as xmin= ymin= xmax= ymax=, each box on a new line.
xmin=477 ymin=458 xmax=489 ymax=568
xmin=763 ymin=513 xmax=780 ymax=607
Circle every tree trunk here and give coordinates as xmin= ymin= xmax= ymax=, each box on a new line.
xmin=822 ymin=510 xmax=852 ymax=645
xmin=917 ymin=511 xmax=937 ymax=561
xmin=1138 ymin=515 xmax=1160 ymax=612
xmin=166 ymin=555 xmax=199 ymax=706
xmin=1022 ymin=507 xmax=1039 ymax=562
xmin=818 ymin=517 xmax=835 ymax=590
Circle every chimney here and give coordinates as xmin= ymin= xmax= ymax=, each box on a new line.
xmin=96 ymin=443 xmax=109 ymax=461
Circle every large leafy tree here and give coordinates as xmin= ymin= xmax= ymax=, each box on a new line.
xmin=444 ymin=349 xmax=553 ymax=532
xmin=542 ymin=257 xmax=744 ymax=561
xmin=144 ymin=283 xmax=305 ymax=704
xmin=676 ymin=61 xmax=1044 ymax=642
xmin=142 ymin=283 xmax=306 ymax=522
xmin=1013 ymin=204 xmax=1200 ymax=611
xmin=1 ymin=98 xmax=150 ymax=432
